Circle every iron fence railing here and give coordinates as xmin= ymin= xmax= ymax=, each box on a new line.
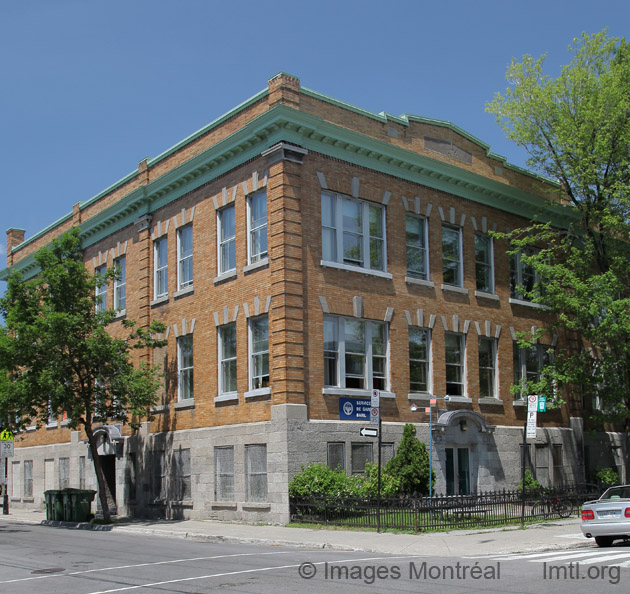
xmin=289 ymin=483 xmax=600 ymax=532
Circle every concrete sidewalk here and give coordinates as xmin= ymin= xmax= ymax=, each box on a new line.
xmin=0 ymin=507 xmax=592 ymax=557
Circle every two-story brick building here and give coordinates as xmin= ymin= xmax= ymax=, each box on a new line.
xmin=2 ymin=74 xmax=624 ymax=523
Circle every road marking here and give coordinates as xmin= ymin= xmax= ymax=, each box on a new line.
xmin=468 ymin=548 xmax=630 ymax=565
xmin=84 ymin=556 xmax=419 ymax=594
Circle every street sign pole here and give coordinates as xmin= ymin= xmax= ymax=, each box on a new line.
xmin=2 ymin=457 xmax=8 ymax=515
xmin=377 ymin=413 xmax=382 ymax=534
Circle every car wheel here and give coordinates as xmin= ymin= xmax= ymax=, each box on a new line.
xmin=595 ymin=536 xmax=614 ymax=548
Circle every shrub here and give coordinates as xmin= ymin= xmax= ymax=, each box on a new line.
xmin=385 ymin=424 xmax=434 ymax=495
xmin=288 ymin=462 xmax=360 ymax=498
xmin=595 ymin=467 xmax=619 ymax=488
xmin=517 ymin=469 xmax=541 ymax=493
xmin=357 ymin=462 xmax=401 ymax=498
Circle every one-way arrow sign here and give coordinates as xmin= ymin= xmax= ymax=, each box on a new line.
xmin=359 ymin=427 xmax=378 ymax=438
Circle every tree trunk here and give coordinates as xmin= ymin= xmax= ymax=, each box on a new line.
xmin=84 ymin=423 xmax=112 ymax=523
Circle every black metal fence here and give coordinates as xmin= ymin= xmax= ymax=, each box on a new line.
xmin=290 ymin=484 xmax=600 ymax=532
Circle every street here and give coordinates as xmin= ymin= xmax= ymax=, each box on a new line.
xmin=0 ymin=519 xmax=628 ymax=593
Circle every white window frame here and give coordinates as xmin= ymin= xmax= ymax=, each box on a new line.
xmin=406 ymin=214 xmax=429 ymax=281
xmin=95 ymin=265 xmax=107 ymax=312
xmin=478 ymin=336 xmax=497 ymax=398
xmin=510 ymin=248 xmax=540 ymax=301
xmin=177 ymin=334 xmax=194 ymax=402
xmin=177 ymin=225 xmax=193 ymax=291
xmin=442 ymin=225 xmax=463 ymax=287
xmin=217 ymin=205 xmax=236 ymax=275
xmin=445 ymin=332 xmax=466 ymax=397
xmin=323 ymin=315 xmax=389 ymax=393
xmin=409 ymin=326 xmax=431 ymax=394
xmin=248 ymin=315 xmax=270 ymax=395
xmin=474 ymin=233 xmax=494 ymax=294
xmin=218 ymin=322 xmax=237 ymax=398
xmin=513 ymin=342 xmax=549 ymax=400
xmin=321 ymin=192 xmax=388 ymax=275
xmin=154 ymin=237 xmax=168 ymax=299
xmin=113 ymin=256 xmax=126 ymax=312
xmin=247 ymin=191 xmax=268 ymax=265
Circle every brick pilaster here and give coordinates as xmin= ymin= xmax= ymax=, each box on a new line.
xmin=5 ymin=228 xmax=25 ymax=268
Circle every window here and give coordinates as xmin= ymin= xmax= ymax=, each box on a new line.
xmin=478 ymin=337 xmax=497 ymax=398
xmin=406 ymin=215 xmax=428 ymax=280
xmin=154 ymin=237 xmax=168 ymax=299
xmin=445 ymin=332 xmax=466 ymax=396
xmin=249 ymin=316 xmax=269 ymax=391
xmin=11 ymin=461 xmax=20 ymax=498
xmin=245 ymin=444 xmax=267 ymax=502
xmin=327 ymin=442 xmax=345 ymax=471
xmin=474 ymin=234 xmax=494 ymax=293
xmin=177 ymin=335 xmax=194 ymax=401
xmin=95 ymin=265 xmax=107 ymax=312
xmin=552 ymin=444 xmax=563 ymax=487
xmin=351 ymin=443 xmax=373 ymax=474
xmin=248 ymin=191 xmax=268 ymax=264
xmin=59 ymin=457 xmax=70 ymax=489
xmin=214 ymin=446 xmax=235 ymax=501
xmin=321 ymin=192 xmax=386 ymax=273
xmin=172 ymin=449 xmax=191 ymax=501
xmin=151 ymin=450 xmax=166 ymax=500
xmin=218 ymin=205 xmax=236 ymax=274
xmin=409 ymin=327 xmax=430 ymax=393
xmin=219 ymin=323 xmax=237 ymax=396
xmin=114 ymin=256 xmax=126 ymax=311
xmin=23 ymin=460 xmax=33 ymax=498
xmin=177 ymin=225 xmax=193 ymax=290
xmin=323 ymin=316 xmax=388 ymax=391
xmin=442 ymin=226 xmax=463 ymax=287
xmin=510 ymin=248 xmax=539 ymax=300
xmin=513 ymin=342 xmax=551 ymax=399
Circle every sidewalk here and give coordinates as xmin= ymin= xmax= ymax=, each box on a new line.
xmin=0 ymin=507 xmax=591 ymax=558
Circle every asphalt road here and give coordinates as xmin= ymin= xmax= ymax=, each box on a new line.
xmin=1 ymin=519 xmax=628 ymax=593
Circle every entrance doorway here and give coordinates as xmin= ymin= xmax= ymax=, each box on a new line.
xmin=99 ymin=454 xmax=117 ymax=514
xmin=445 ymin=447 xmax=470 ymax=495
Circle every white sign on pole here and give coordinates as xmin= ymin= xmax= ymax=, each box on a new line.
xmin=527 ymin=394 xmax=539 ymax=412
xmin=526 ymin=410 xmax=537 ymax=438
xmin=371 ymin=389 xmax=380 ymax=408
xmin=370 ymin=406 xmax=380 ymax=426
xmin=0 ymin=442 xmax=14 ymax=458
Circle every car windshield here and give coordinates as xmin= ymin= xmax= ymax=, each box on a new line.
xmin=600 ymin=486 xmax=630 ymax=500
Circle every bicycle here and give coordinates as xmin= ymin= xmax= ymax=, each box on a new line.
xmin=532 ymin=496 xmax=573 ymax=519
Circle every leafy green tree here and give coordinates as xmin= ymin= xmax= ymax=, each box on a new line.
xmin=486 ymin=31 xmax=630 ymax=454
xmin=0 ymin=228 xmax=166 ymax=522
xmin=385 ymin=424 xmax=434 ymax=495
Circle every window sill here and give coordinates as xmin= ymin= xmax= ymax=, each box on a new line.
xmin=242 ymin=502 xmax=271 ymax=510
xmin=245 ymin=387 xmax=271 ymax=399
xmin=244 ymin=258 xmax=269 ymax=274
xmin=170 ymin=500 xmax=193 ymax=508
xmin=212 ymin=502 xmax=237 ymax=510
xmin=60 ymin=419 xmax=71 ymax=427
xmin=174 ymin=399 xmax=195 ymax=410
xmin=445 ymin=396 xmax=472 ymax=403
xmin=150 ymin=295 xmax=169 ymax=307
xmin=475 ymin=290 xmax=499 ymax=301
xmin=114 ymin=309 xmax=126 ymax=320
xmin=405 ymin=277 xmax=434 ymax=288
xmin=441 ymin=284 xmax=469 ymax=295
xmin=174 ymin=286 xmax=194 ymax=299
xmin=479 ymin=397 xmax=503 ymax=405
xmin=320 ymin=260 xmax=393 ymax=280
xmin=509 ymin=298 xmax=550 ymax=310
xmin=214 ymin=270 xmax=237 ymax=284
xmin=214 ymin=392 xmax=239 ymax=403
xmin=46 ymin=422 xmax=58 ymax=429
xmin=26 ymin=426 xmax=36 ymax=432
xmin=512 ymin=400 xmax=526 ymax=407
xmin=323 ymin=388 xmax=395 ymax=398
xmin=408 ymin=392 xmax=434 ymax=401
xmin=151 ymin=404 xmax=169 ymax=414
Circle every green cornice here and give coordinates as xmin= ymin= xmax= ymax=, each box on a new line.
xmin=1 ymin=101 xmax=574 ymax=282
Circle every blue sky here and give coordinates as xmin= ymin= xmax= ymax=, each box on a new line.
xmin=1 ymin=0 xmax=628 ymax=294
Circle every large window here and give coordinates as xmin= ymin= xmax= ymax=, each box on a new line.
xmin=154 ymin=237 xmax=168 ymax=299
xmin=59 ymin=457 xmax=70 ymax=489
xmin=406 ymin=215 xmax=428 ymax=280
xmin=249 ymin=316 xmax=269 ymax=391
xmin=248 ymin=191 xmax=268 ymax=264
xmin=245 ymin=444 xmax=268 ymax=502
xmin=177 ymin=225 xmax=193 ymax=290
xmin=214 ymin=446 xmax=234 ymax=501
xmin=351 ymin=443 xmax=373 ymax=474
xmin=445 ymin=332 xmax=466 ymax=396
xmin=219 ymin=323 xmax=237 ymax=396
xmin=218 ymin=205 xmax=236 ymax=274
xmin=321 ymin=192 xmax=386 ymax=273
xmin=23 ymin=460 xmax=33 ymax=498
xmin=151 ymin=450 xmax=166 ymax=501
xmin=323 ymin=316 xmax=388 ymax=391
xmin=474 ymin=234 xmax=494 ymax=293
xmin=510 ymin=248 xmax=539 ymax=300
xmin=172 ymin=448 xmax=191 ymax=501
xmin=442 ymin=226 xmax=463 ymax=287
xmin=177 ymin=335 xmax=194 ymax=401
xmin=513 ymin=342 xmax=550 ymax=399
xmin=114 ymin=256 xmax=126 ymax=311
xmin=95 ymin=265 xmax=107 ymax=312
xmin=409 ymin=327 xmax=430 ymax=393
xmin=478 ymin=337 xmax=497 ymax=398
xmin=327 ymin=442 xmax=345 ymax=471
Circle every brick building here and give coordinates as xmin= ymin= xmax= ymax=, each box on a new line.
xmin=2 ymin=74 xmax=624 ymax=522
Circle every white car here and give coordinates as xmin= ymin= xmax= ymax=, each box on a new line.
xmin=581 ymin=485 xmax=630 ymax=547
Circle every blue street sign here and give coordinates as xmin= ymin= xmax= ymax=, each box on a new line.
xmin=339 ymin=397 xmax=371 ymax=421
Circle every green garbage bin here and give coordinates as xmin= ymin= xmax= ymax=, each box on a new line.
xmin=61 ymin=490 xmax=73 ymax=521
xmin=44 ymin=490 xmax=65 ymax=521
xmin=70 ymin=489 xmax=96 ymax=522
